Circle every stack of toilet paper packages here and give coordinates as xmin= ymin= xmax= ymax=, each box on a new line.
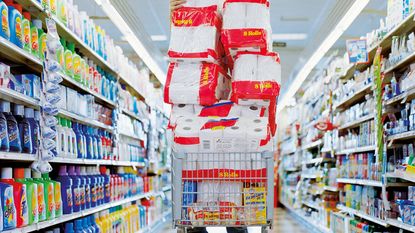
xmin=169 ymin=6 xmax=224 ymax=63
xmin=183 ymin=0 xmax=225 ymax=13
xmin=164 ymin=62 xmax=231 ymax=106
xmin=173 ymin=115 xmax=272 ymax=155
xmin=221 ymin=0 xmax=272 ymax=60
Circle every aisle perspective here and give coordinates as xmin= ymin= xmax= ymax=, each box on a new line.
xmin=0 ymin=0 xmax=171 ymax=232
xmin=278 ymin=0 xmax=415 ymax=232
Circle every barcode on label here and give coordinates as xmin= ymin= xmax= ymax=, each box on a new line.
xmin=202 ymin=140 xmax=211 ymax=150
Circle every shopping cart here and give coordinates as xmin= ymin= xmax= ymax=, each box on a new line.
xmin=172 ymin=151 xmax=274 ymax=233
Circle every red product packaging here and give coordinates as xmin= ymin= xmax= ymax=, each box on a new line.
xmin=164 ymin=62 xmax=230 ymax=106
xmin=169 ymin=6 xmax=224 ymax=62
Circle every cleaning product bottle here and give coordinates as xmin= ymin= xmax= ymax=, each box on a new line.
xmin=55 ymin=166 xmax=72 ymax=214
xmin=30 ymin=19 xmax=40 ymax=58
xmin=0 ymin=0 xmax=10 ymax=40
xmin=32 ymin=171 xmax=55 ymax=220
xmin=100 ymin=167 xmax=110 ymax=204
xmin=68 ymin=166 xmax=81 ymax=212
xmin=1 ymin=167 xmax=28 ymax=227
xmin=84 ymin=126 xmax=93 ymax=159
xmin=33 ymin=110 xmax=40 ymax=154
xmin=75 ymin=166 xmax=85 ymax=211
xmin=74 ymin=219 xmax=86 ymax=233
xmin=34 ymin=19 xmax=46 ymax=60
xmin=65 ymin=222 xmax=75 ymax=233
xmin=80 ymin=167 xmax=90 ymax=209
xmin=73 ymin=50 xmax=81 ymax=83
xmin=73 ymin=122 xmax=84 ymax=159
xmin=67 ymin=120 xmax=77 ymax=158
xmin=57 ymin=117 xmax=67 ymax=157
xmin=83 ymin=217 xmax=92 ymax=233
xmin=97 ymin=167 xmax=104 ymax=205
xmin=87 ymin=167 xmax=97 ymax=208
xmin=95 ymin=129 xmax=102 ymax=160
xmin=56 ymin=0 xmax=67 ymax=26
xmin=92 ymin=128 xmax=98 ymax=160
xmin=0 ymin=181 xmax=16 ymax=230
xmin=0 ymin=101 xmax=9 ymax=152
xmin=14 ymin=168 xmax=38 ymax=225
xmin=25 ymin=108 xmax=37 ymax=154
xmin=64 ymin=42 xmax=74 ymax=77
xmin=42 ymin=173 xmax=62 ymax=217
xmin=56 ymin=38 xmax=65 ymax=69
xmin=26 ymin=169 xmax=45 ymax=221
xmin=21 ymin=11 xmax=31 ymax=53
xmin=49 ymin=0 xmax=56 ymax=16
xmin=1 ymin=101 xmax=21 ymax=152
xmin=14 ymin=105 xmax=32 ymax=154
xmin=5 ymin=0 xmax=22 ymax=47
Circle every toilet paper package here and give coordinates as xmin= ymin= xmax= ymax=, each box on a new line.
xmin=231 ymin=52 xmax=281 ymax=101
xmin=164 ymin=62 xmax=231 ymax=105
xmin=219 ymin=182 xmax=243 ymax=222
xmin=221 ymin=0 xmax=272 ymax=58
xmin=197 ymin=101 xmax=268 ymax=118
xmin=173 ymin=118 xmax=203 ymax=153
xmin=169 ymin=6 xmax=223 ymax=62
xmin=168 ymin=104 xmax=195 ymax=129
xmin=183 ymin=0 xmax=225 ymax=12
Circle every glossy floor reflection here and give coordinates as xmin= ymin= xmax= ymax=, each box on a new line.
xmin=163 ymin=208 xmax=308 ymax=233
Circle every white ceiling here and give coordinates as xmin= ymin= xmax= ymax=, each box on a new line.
xmin=76 ymin=0 xmax=387 ymax=93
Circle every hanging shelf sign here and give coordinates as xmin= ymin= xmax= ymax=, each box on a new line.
xmin=346 ymin=38 xmax=369 ymax=64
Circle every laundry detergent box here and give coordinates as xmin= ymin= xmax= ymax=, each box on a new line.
xmin=243 ymin=187 xmax=266 ymax=225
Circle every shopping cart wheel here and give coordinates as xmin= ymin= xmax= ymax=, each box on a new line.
xmin=261 ymin=226 xmax=269 ymax=233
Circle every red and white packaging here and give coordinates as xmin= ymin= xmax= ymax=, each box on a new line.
xmin=169 ymin=6 xmax=223 ymax=62
xmin=221 ymin=0 xmax=272 ymax=59
xmin=183 ymin=0 xmax=225 ymax=13
xmin=164 ymin=62 xmax=231 ymax=106
xmin=231 ymin=52 xmax=281 ymax=101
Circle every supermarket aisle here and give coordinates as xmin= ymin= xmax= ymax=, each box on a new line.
xmin=163 ymin=208 xmax=307 ymax=233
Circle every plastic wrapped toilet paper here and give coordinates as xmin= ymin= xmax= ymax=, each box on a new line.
xmin=219 ymin=182 xmax=243 ymax=206
xmin=198 ymin=181 xmax=220 ymax=203
xmin=169 ymin=104 xmax=195 ymax=129
xmin=221 ymin=1 xmax=271 ymax=56
xmin=173 ymin=118 xmax=202 ymax=153
xmin=169 ymin=6 xmax=223 ymax=62
xmin=183 ymin=0 xmax=225 ymax=12
xmin=164 ymin=62 xmax=231 ymax=105
xmin=231 ymin=52 xmax=281 ymax=101
xmin=198 ymin=101 xmax=241 ymax=118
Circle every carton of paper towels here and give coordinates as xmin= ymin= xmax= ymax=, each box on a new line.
xmin=164 ymin=62 xmax=230 ymax=105
xmin=169 ymin=6 xmax=223 ymax=62
xmin=231 ymin=52 xmax=281 ymax=101
xmin=221 ymin=0 xmax=272 ymax=56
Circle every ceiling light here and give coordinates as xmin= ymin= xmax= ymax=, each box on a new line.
xmin=272 ymin=33 xmax=308 ymax=40
xmin=93 ymin=0 xmax=166 ymax=85
xmin=151 ymin=35 xmax=168 ymax=41
xmin=277 ymin=0 xmax=370 ymax=113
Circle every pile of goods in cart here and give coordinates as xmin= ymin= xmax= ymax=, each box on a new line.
xmin=166 ymin=0 xmax=280 ymax=227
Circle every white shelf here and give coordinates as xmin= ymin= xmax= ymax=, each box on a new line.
xmin=337 ymin=205 xmax=388 ymax=227
xmin=48 ymin=157 xmax=146 ymax=167
xmin=119 ymin=132 xmax=142 ymax=141
xmin=285 ymin=167 xmax=300 ymax=172
xmin=122 ymin=109 xmax=144 ymax=122
xmin=338 ymin=114 xmax=374 ymax=130
xmin=323 ymin=186 xmax=338 ymax=192
xmin=384 ymin=87 xmax=415 ymax=106
xmin=336 ymin=145 xmax=376 ymax=155
xmin=387 ymin=130 xmax=415 ymax=141
xmin=0 ymin=36 xmax=42 ymax=72
xmin=302 ymin=139 xmax=323 ymax=150
xmin=384 ymin=51 xmax=415 ymax=75
xmin=385 ymin=171 xmax=415 ymax=183
xmin=59 ymin=109 xmax=114 ymax=132
xmin=303 ymin=157 xmax=335 ymax=165
xmin=336 ymin=178 xmax=382 ymax=187
xmin=334 ymin=84 xmax=372 ymax=111
xmin=0 ymin=88 xmax=40 ymax=109
xmin=4 ymin=191 xmax=157 ymax=233
xmin=302 ymin=201 xmax=320 ymax=210
xmin=0 ymin=152 xmax=36 ymax=161
xmin=302 ymin=173 xmax=322 ymax=179
xmin=386 ymin=218 xmax=415 ymax=232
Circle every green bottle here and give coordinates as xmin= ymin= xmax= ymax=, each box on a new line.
xmin=57 ymin=0 xmax=67 ymax=26
xmin=14 ymin=168 xmax=38 ymax=225
xmin=57 ymin=39 xmax=65 ymax=71
xmin=73 ymin=50 xmax=81 ymax=83
xmin=29 ymin=170 xmax=46 ymax=222
xmin=31 ymin=19 xmax=41 ymax=58
xmin=33 ymin=19 xmax=46 ymax=60
xmin=42 ymin=173 xmax=62 ymax=218
xmin=32 ymin=171 xmax=55 ymax=220
xmin=64 ymin=42 xmax=74 ymax=77
xmin=22 ymin=12 xmax=31 ymax=53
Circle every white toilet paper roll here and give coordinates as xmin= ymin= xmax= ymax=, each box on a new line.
xmin=233 ymin=53 xmax=257 ymax=82
xmin=246 ymin=3 xmax=270 ymax=29
xmin=198 ymin=181 xmax=220 ymax=203
xmin=223 ymin=3 xmax=247 ymax=29
xmin=170 ymin=104 xmax=195 ymax=127
xmin=173 ymin=121 xmax=200 ymax=153
xmin=219 ymin=182 xmax=243 ymax=206
xmin=199 ymin=127 xmax=224 ymax=153
xmin=237 ymin=98 xmax=271 ymax=106
xmin=240 ymin=105 xmax=266 ymax=117
xmin=221 ymin=126 xmax=247 ymax=152
xmin=184 ymin=0 xmax=225 ymax=11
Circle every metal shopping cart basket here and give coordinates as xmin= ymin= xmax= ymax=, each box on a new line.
xmin=172 ymin=151 xmax=274 ymax=233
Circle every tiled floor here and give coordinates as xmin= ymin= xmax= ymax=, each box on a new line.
xmin=162 ymin=208 xmax=308 ymax=233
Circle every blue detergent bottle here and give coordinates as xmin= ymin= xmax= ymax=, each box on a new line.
xmin=90 ymin=215 xmax=99 ymax=233
xmin=67 ymin=166 xmax=81 ymax=213
xmin=55 ymin=166 xmax=73 ymax=215
xmin=87 ymin=167 xmax=97 ymax=208
xmin=80 ymin=167 xmax=91 ymax=209
xmin=65 ymin=222 xmax=75 ymax=233
xmin=84 ymin=126 xmax=93 ymax=159
xmin=73 ymin=123 xmax=84 ymax=159
xmin=95 ymin=128 xmax=102 ymax=160
xmin=91 ymin=128 xmax=98 ymax=160
xmin=24 ymin=108 xmax=37 ymax=154
xmin=0 ymin=0 xmax=10 ymax=40
xmin=0 ymin=181 xmax=16 ymax=230
xmin=83 ymin=217 xmax=92 ymax=233
xmin=5 ymin=1 xmax=22 ymax=48
xmin=75 ymin=166 xmax=85 ymax=211
xmin=0 ymin=101 xmax=9 ymax=152
xmin=14 ymin=105 xmax=32 ymax=154
xmin=99 ymin=167 xmax=110 ymax=203
xmin=1 ymin=101 xmax=21 ymax=152
xmin=74 ymin=219 xmax=86 ymax=233
xmin=33 ymin=110 xmax=40 ymax=155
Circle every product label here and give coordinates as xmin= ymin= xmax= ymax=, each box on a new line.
xmin=73 ymin=57 xmax=81 ymax=76
xmin=74 ymin=187 xmax=81 ymax=206
xmin=40 ymin=36 xmax=47 ymax=58
xmin=77 ymin=137 xmax=84 ymax=157
xmin=15 ymin=17 xmax=22 ymax=43
xmin=37 ymin=184 xmax=45 ymax=220
xmin=105 ymin=184 xmax=110 ymax=198
xmin=80 ymin=187 xmax=85 ymax=205
xmin=66 ymin=188 xmax=72 ymax=207
xmin=7 ymin=121 xmax=19 ymax=145
xmin=31 ymin=30 xmax=38 ymax=52
xmin=1 ymin=8 xmax=9 ymax=37
xmin=47 ymin=184 xmax=54 ymax=213
xmin=31 ymin=186 xmax=39 ymax=222
xmin=91 ymin=186 xmax=97 ymax=203
xmin=50 ymin=0 xmax=56 ymax=15
xmin=54 ymin=182 xmax=62 ymax=214
xmin=3 ymin=187 xmax=16 ymax=228
xmin=23 ymin=22 xmax=30 ymax=46
xmin=85 ymin=185 xmax=90 ymax=203
xmin=243 ymin=30 xmax=262 ymax=37
xmin=0 ymin=121 xmax=7 ymax=144
xmin=64 ymin=52 xmax=73 ymax=72
xmin=23 ymin=124 xmax=30 ymax=145
xmin=20 ymin=185 xmax=28 ymax=225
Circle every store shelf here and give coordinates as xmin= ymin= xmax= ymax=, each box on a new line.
xmin=301 ymin=139 xmax=323 ymax=150
xmin=336 ymin=178 xmax=383 ymax=187
xmin=0 ymin=88 xmax=40 ymax=109
xmin=58 ymin=109 xmax=114 ymax=132
xmin=0 ymin=36 xmax=43 ymax=73
xmin=50 ymin=157 xmax=146 ymax=167
xmin=138 ymin=211 xmax=172 ymax=233
xmin=337 ymin=205 xmax=388 ymax=227
xmin=302 ymin=173 xmax=322 ymax=179
xmin=387 ymin=130 xmax=415 ymax=141
xmin=385 ymin=171 xmax=415 ymax=183
xmin=384 ymin=87 xmax=415 ymax=107
xmin=384 ymin=52 xmax=415 ymax=75
xmin=338 ymin=114 xmax=374 ymax=130
xmin=59 ymin=73 xmax=116 ymax=108
xmin=281 ymin=201 xmax=331 ymax=233
xmin=336 ymin=145 xmax=376 ymax=155
xmin=386 ymin=218 xmax=415 ymax=232
xmin=323 ymin=186 xmax=338 ymax=192
xmin=119 ymin=132 xmax=142 ymax=141
xmin=122 ymin=109 xmax=144 ymax=122
xmin=0 ymin=152 xmax=36 ymax=162
xmin=4 ymin=191 xmax=157 ymax=233
xmin=303 ymin=157 xmax=335 ymax=165
xmin=334 ymin=84 xmax=372 ymax=111
xmin=302 ymin=201 xmax=320 ymax=210
xmin=285 ymin=167 xmax=301 ymax=172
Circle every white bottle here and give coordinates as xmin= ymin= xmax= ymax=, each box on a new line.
xmin=57 ymin=117 xmax=67 ymax=157
xmin=62 ymin=118 xmax=73 ymax=158
xmin=67 ymin=120 xmax=77 ymax=158
xmin=67 ymin=0 xmax=74 ymax=32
